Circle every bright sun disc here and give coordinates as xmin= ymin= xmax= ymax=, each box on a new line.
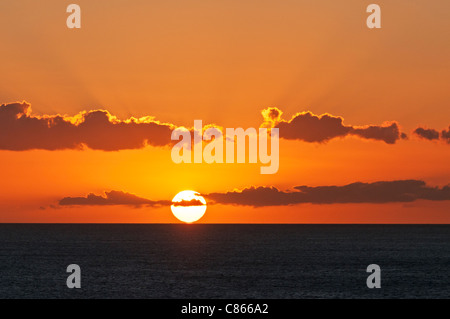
xmin=171 ymin=190 xmax=207 ymax=223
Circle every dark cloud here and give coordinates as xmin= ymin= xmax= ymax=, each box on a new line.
xmin=441 ymin=127 xmax=450 ymax=143
xmin=58 ymin=191 xmax=205 ymax=208
xmin=261 ymin=107 xmax=404 ymax=144
xmin=277 ymin=111 xmax=351 ymax=143
xmin=205 ymin=180 xmax=450 ymax=207
xmin=412 ymin=126 xmax=450 ymax=143
xmin=172 ymin=199 xmax=206 ymax=207
xmin=0 ymin=101 xmax=429 ymax=151
xmin=0 ymin=101 xmax=175 ymax=151
xmin=351 ymin=122 xmax=401 ymax=144
xmin=59 ymin=190 xmax=171 ymax=207
xmin=413 ymin=127 xmax=440 ymax=141
xmin=58 ymin=180 xmax=450 ymax=209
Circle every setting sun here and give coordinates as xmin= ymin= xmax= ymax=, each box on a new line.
xmin=171 ymin=190 xmax=207 ymax=223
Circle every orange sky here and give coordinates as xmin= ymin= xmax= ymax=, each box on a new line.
xmin=0 ymin=0 xmax=449 ymax=223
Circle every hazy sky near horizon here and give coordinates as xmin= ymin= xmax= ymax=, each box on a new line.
xmin=0 ymin=0 xmax=449 ymax=223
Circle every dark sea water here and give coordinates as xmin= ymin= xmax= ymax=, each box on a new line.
xmin=0 ymin=224 xmax=449 ymax=299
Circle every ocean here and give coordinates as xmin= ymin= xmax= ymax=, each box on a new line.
xmin=0 ymin=224 xmax=449 ymax=299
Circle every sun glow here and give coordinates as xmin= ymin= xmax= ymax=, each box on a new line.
xmin=171 ymin=190 xmax=207 ymax=223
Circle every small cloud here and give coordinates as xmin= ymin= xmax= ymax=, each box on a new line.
xmin=351 ymin=122 xmax=401 ymax=144
xmin=413 ymin=127 xmax=440 ymax=141
xmin=412 ymin=125 xmax=450 ymax=144
xmin=172 ymin=199 xmax=206 ymax=207
xmin=441 ymin=126 xmax=450 ymax=143
xmin=59 ymin=190 xmax=171 ymax=207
